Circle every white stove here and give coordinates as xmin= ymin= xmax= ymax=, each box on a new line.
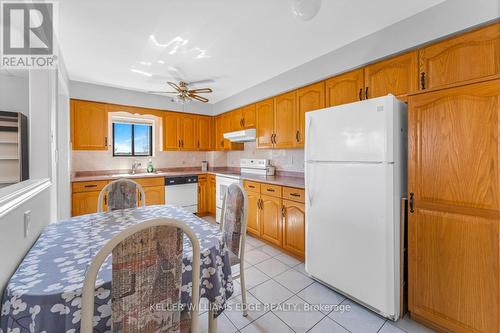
xmin=215 ymin=159 xmax=272 ymax=223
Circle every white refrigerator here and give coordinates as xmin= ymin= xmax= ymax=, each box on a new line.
xmin=305 ymin=94 xmax=407 ymax=320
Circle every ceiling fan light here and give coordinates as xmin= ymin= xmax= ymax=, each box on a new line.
xmin=292 ymin=0 xmax=322 ymax=21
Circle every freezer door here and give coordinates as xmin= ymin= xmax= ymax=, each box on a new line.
xmin=305 ymin=96 xmax=395 ymax=163
xmin=305 ymin=161 xmax=399 ymax=318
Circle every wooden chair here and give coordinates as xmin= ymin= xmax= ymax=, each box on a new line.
xmin=97 ymin=178 xmax=146 ymax=212
xmin=80 ymin=218 xmax=201 ymax=333
xmin=220 ymin=183 xmax=249 ymax=316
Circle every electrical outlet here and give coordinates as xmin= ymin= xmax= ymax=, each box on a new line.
xmin=24 ymin=210 xmax=31 ymax=238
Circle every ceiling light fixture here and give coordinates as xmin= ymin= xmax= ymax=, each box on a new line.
xmin=292 ymin=0 xmax=322 ymax=21
xmin=130 ymin=68 xmax=152 ymax=77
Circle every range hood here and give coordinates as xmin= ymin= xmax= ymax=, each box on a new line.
xmin=223 ymin=128 xmax=256 ymax=142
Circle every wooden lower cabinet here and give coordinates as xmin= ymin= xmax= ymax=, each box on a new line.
xmin=408 ymin=79 xmax=500 ymax=333
xmin=207 ymin=174 xmax=216 ymax=215
xmin=244 ymin=180 xmax=305 ymax=259
xmin=282 ymin=200 xmax=305 ymax=259
xmin=246 ymin=191 xmax=261 ymax=236
xmin=260 ymin=194 xmax=282 ymax=246
xmin=72 ymin=191 xmax=106 ymax=216
xmin=197 ymin=175 xmax=208 ymax=214
xmin=141 ymin=185 xmax=165 ymax=206
xmin=72 ymin=177 xmax=165 ymax=216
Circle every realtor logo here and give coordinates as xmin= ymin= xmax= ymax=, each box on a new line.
xmin=1 ymin=1 xmax=57 ymax=68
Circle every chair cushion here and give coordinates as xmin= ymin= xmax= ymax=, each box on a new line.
xmin=222 ymin=186 xmax=245 ymax=258
xmin=108 ymin=181 xmax=138 ymax=211
xmin=112 ymin=226 xmax=183 ymax=332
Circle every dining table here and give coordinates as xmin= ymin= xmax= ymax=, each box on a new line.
xmin=0 ymin=204 xmax=234 ymax=333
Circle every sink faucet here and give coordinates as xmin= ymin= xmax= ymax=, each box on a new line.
xmin=131 ymin=160 xmax=141 ymax=174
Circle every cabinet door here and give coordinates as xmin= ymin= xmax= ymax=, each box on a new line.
xmin=141 ymin=186 xmax=165 ymax=206
xmin=197 ymin=116 xmax=211 ymax=151
xmin=364 ymin=51 xmax=418 ymax=99
xmin=71 ymin=100 xmax=108 ymax=150
xmin=282 ymin=200 xmax=305 ymax=259
xmin=297 ymin=81 xmax=325 ymax=147
xmin=260 ymin=194 xmax=282 ymax=246
xmin=230 ymin=108 xmax=243 ymax=131
xmin=256 ymin=98 xmax=275 ymax=148
xmin=246 ymin=191 xmax=261 ymax=236
xmin=215 ymin=115 xmax=225 ymax=151
xmin=274 ymin=90 xmax=298 ymax=148
xmin=408 ymin=80 xmax=500 ymax=333
xmin=325 ymin=69 xmax=364 ymax=107
xmin=163 ymin=112 xmax=180 ymax=150
xmin=72 ymin=191 xmax=104 ymax=216
xmin=208 ymin=175 xmax=216 ymax=215
xmin=241 ymin=104 xmax=256 ymax=128
xmin=419 ymin=23 xmax=500 ymax=90
xmin=197 ymin=177 xmax=207 ymax=214
xmin=221 ymin=113 xmax=232 ymax=150
xmin=180 ymin=115 xmax=197 ymax=150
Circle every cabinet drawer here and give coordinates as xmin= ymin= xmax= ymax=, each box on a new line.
xmin=133 ymin=177 xmax=164 ymax=187
xmin=261 ymin=183 xmax=282 ymax=197
xmin=198 ymin=174 xmax=207 ymax=182
xmin=244 ymin=180 xmax=261 ymax=193
xmin=72 ymin=180 xmax=108 ymax=193
xmin=283 ymin=187 xmax=305 ymax=203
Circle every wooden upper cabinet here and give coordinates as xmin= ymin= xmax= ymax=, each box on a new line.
xmin=179 ymin=115 xmax=197 ymax=150
xmin=241 ymin=104 xmax=256 ymax=129
xmin=297 ymin=81 xmax=325 ymax=147
xmin=408 ymin=80 xmax=500 ymax=333
xmin=274 ymin=90 xmax=298 ymax=148
xmin=256 ymin=98 xmax=275 ymax=148
xmin=71 ymin=100 xmax=108 ymax=150
xmin=214 ymin=115 xmax=224 ymax=151
xmin=326 ymin=69 xmax=364 ymax=107
xmin=364 ymin=51 xmax=418 ymax=99
xmin=197 ymin=116 xmax=211 ymax=151
xmin=419 ymin=23 xmax=500 ymax=91
xmin=163 ymin=112 xmax=180 ymax=150
xmin=229 ymin=108 xmax=243 ymax=131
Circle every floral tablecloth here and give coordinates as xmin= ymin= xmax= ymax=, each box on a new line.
xmin=0 ymin=205 xmax=233 ymax=333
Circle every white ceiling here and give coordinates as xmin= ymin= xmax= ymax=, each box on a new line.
xmin=59 ymin=0 xmax=444 ymax=104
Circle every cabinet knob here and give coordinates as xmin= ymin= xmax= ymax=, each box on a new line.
xmin=365 ymin=87 xmax=369 ymax=100
xmin=420 ymin=72 xmax=426 ymax=90
xmin=359 ymin=88 xmax=363 ymax=101
xmin=409 ymin=192 xmax=415 ymax=213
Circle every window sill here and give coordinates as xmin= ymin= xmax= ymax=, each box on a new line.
xmin=0 ymin=178 xmax=51 ymax=219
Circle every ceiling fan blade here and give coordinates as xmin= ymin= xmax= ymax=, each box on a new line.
xmin=188 ymin=88 xmax=213 ymax=94
xmin=147 ymin=91 xmax=179 ymax=94
xmin=167 ymin=81 xmax=181 ymax=91
xmin=188 ymin=94 xmax=209 ymax=103
xmin=187 ymin=79 xmax=215 ymax=86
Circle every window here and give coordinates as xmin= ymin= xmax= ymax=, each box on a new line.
xmin=112 ymin=122 xmax=152 ymax=156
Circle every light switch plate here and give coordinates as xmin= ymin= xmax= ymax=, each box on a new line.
xmin=24 ymin=210 xmax=31 ymax=238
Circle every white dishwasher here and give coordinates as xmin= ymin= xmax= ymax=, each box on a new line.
xmin=164 ymin=175 xmax=198 ymax=213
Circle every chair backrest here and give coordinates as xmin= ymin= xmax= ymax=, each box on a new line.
xmin=220 ymin=183 xmax=248 ymax=262
xmin=80 ymin=218 xmax=201 ymax=333
xmin=98 ymin=178 xmax=146 ymax=212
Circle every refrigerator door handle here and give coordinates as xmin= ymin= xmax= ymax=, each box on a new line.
xmin=307 ymin=168 xmax=314 ymax=207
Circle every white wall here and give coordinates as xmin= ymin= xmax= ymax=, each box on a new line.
xmin=0 ymin=72 xmax=29 ymax=115
xmin=213 ymin=0 xmax=500 ymax=112
xmin=70 ymin=80 xmax=214 ymax=115
xmin=0 ymin=181 xmax=51 ymax=292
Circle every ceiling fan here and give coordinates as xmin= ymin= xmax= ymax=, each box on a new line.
xmin=148 ymin=80 xmax=213 ymax=103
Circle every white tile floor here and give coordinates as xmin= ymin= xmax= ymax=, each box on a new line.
xmin=200 ymin=217 xmax=434 ymax=333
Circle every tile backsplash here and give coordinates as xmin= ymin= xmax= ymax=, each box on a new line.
xmin=227 ymin=141 xmax=304 ymax=172
xmin=72 ymin=142 xmax=304 ymax=173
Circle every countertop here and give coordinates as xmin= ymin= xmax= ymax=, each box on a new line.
xmin=71 ymin=167 xmax=305 ymax=189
